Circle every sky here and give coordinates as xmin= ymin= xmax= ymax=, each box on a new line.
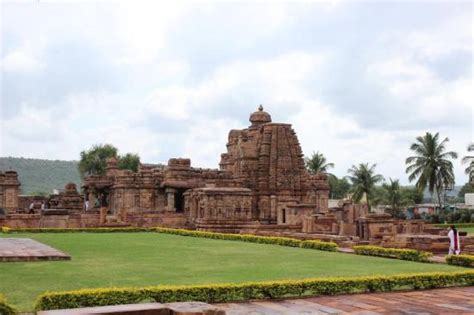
xmin=0 ymin=0 xmax=472 ymax=185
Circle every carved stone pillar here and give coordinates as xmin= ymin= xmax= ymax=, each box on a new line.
xmin=270 ymin=195 xmax=277 ymax=220
xmin=88 ymin=191 xmax=96 ymax=209
xmin=165 ymin=188 xmax=177 ymax=211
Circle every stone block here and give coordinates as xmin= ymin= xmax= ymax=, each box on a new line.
xmin=165 ymin=302 xmax=226 ymax=315
xmin=37 ymin=303 xmax=171 ymax=315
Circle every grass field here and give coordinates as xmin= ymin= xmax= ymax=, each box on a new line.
xmin=0 ymin=232 xmax=466 ymax=311
xmin=461 ymin=227 xmax=474 ymax=235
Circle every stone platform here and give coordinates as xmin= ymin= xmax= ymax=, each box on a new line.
xmin=0 ymin=238 xmax=70 ymax=262
xmin=38 ymin=302 xmax=224 ymax=315
xmin=217 ymin=286 xmax=474 ymax=314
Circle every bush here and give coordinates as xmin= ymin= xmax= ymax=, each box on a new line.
xmin=156 ymin=228 xmax=338 ymax=251
xmin=426 ymin=209 xmax=474 ymax=224
xmin=34 ymin=271 xmax=474 ymax=311
xmin=446 ymin=254 xmax=474 ymax=268
xmin=353 ymin=245 xmax=432 ymax=263
xmin=1 ymin=227 xmax=154 ymax=233
xmin=433 ymin=223 xmax=474 ymax=228
xmin=300 ymin=240 xmax=338 ymax=251
xmin=1 ymin=227 xmax=11 ymax=233
xmin=0 ymin=294 xmax=17 ymax=315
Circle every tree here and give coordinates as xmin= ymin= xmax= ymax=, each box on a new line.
xmin=117 ymin=153 xmax=141 ymax=172
xmin=305 ymin=151 xmax=334 ymax=174
xmin=457 ymin=182 xmax=474 ymax=203
xmin=78 ymin=144 xmax=141 ymax=177
xmin=405 ymin=132 xmax=457 ymax=210
xmin=461 ymin=143 xmax=474 ymax=183
xmin=382 ymin=178 xmax=414 ymax=218
xmin=78 ymin=144 xmax=118 ymax=177
xmin=401 ymin=187 xmax=424 ymax=204
xmin=346 ymin=163 xmax=384 ymax=211
xmin=328 ymin=176 xmax=351 ymax=199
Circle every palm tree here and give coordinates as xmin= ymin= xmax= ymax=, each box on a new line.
xmin=382 ymin=178 xmax=414 ymax=218
xmin=305 ymin=151 xmax=334 ymax=174
xmin=461 ymin=143 xmax=474 ymax=183
xmin=405 ymin=132 xmax=457 ymax=210
xmin=346 ymin=163 xmax=384 ymax=211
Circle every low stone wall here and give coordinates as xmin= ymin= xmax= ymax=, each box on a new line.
xmin=381 ymin=233 xmax=474 ymax=255
xmin=127 ymin=212 xmax=189 ymax=228
xmin=0 ymin=211 xmax=188 ymax=229
xmin=38 ymin=302 xmax=224 ymax=315
xmin=0 ymin=213 xmax=101 ymax=228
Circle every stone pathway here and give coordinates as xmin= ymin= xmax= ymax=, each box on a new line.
xmin=217 ymin=286 xmax=474 ymax=314
xmin=0 ymin=238 xmax=70 ymax=262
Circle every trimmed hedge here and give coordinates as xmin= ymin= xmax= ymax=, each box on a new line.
xmin=353 ymin=245 xmax=432 ymax=263
xmin=433 ymin=223 xmax=474 ymax=228
xmin=1 ymin=227 xmax=154 ymax=233
xmin=156 ymin=227 xmax=338 ymax=251
xmin=34 ymin=271 xmax=474 ymax=311
xmin=0 ymin=294 xmax=17 ymax=315
xmin=446 ymin=254 xmax=474 ymax=268
xmin=1 ymin=227 xmax=11 ymax=233
xmin=300 ymin=240 xmax=339 ymax=251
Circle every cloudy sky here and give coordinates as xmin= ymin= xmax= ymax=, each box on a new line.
xmin=1 ymin=0 xmax=472 ymax=184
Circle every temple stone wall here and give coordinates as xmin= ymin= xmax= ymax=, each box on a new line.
xmin=185 ymin=187 xmax=253 ymax=223
xmin=0 ymin=171 xmax=20 ymax=213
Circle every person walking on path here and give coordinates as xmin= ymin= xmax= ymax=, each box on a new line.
xmin=28 ymin=201 xmax=35 ymax=214
xmin=448 ymin=225 xmax=460 ymax=255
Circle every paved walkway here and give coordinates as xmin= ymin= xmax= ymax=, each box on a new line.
xmin=217 ymin=286 xmax=474 ymax=314
xmin=0 ymin=238 xmax=70 ymax=262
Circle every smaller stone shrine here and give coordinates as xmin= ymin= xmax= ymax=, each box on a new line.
xmin=0 ymin=171 xmax=20 ymax=213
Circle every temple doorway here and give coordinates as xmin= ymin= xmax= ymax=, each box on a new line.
xmin=175 ymin=188 xmax=186 ymax=213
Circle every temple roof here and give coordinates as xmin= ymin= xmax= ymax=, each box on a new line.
xmin=249 ymin=105 xmax=272 ymax=126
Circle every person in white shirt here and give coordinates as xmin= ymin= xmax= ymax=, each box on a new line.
xmin=448 ymin=225 xmax=460 ymax=255
xmin=28 ymin=202 xmax=35 ymax=214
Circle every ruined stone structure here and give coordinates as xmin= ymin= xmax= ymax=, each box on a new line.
xmin=48 ymin=183 xmax=84 ymax=211
xmin=1 ymin=106 xmax=473 ymax=254
xmin=0 ymin=171 xmax=20 ymax=214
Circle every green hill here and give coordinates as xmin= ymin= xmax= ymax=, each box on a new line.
xmin=0 ymin=157 xmax=81 ymax=195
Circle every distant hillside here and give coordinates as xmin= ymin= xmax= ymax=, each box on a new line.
xmin=0 ymin=157 xmax=81 ymax=195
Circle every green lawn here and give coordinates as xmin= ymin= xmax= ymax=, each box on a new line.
xmin=0 ymin=233 xmax=466 ymax=311
xmin=461 ymin=227 xmax=474 ymax=235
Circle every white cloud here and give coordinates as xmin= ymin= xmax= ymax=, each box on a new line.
xmin=146 ymin=51 xmax=326 ymax=119
xmin=2 ymin=104 xmax=57 ymax=142
xmin=1 ymin=50 xmax=44 ymax=73
xmin=115 ymin=2 xmax=190 ymax=65
xmin=1 ymin=1 xmax=472 ymax=186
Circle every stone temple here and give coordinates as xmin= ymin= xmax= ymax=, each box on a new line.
xmin=1 ymin=106 xmax=473 ymax=254
xmin=81 ymin=105 xmax=330 ymax=232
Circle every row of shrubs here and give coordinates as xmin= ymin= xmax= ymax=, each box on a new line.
xmin=425 ymin=209 xmax=474 ymax=224
xmin=0 ymin=227 xmax=154 ymax=233
xmin=352 ymin=245 xmax=433 ymax=263
xmin=0 ymin=294 xmax=17 ymax=315
xmin=433 ymin=223 xmax=474 ymax=228
xmin=446 ymin=254 xmax=474 ymax=268
xmin=34 ymin=271 xmax=474 ymax=311
xmin=156 ymin=227 xmax=338 ymax=251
